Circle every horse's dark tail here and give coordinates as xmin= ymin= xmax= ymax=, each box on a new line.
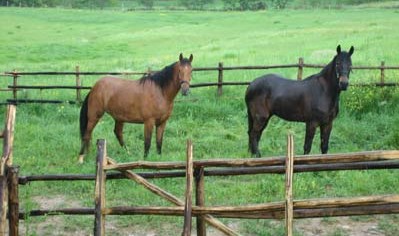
xmin=80 ymin=92 xmax=90 ymax=140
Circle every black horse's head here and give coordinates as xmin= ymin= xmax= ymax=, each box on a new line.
xmin=335 ymin=45 xmax=354 ymax=91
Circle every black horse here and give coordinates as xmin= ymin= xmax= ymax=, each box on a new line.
xmin=245 ymin=45 xmax=354 ymax=157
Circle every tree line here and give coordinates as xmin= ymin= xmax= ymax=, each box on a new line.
xmin=0 ymin=0 xmax=386 ymax=10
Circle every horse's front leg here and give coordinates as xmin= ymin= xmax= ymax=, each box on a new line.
xmin=156 ymin=121 xmax=167 ymax=155
xmin=320 ymin=122 xmax=333 ymax=154
xmin=114 ymin=120 xmax=126 ymax=149
xmin=304 ymin=122 xmax=317 ymax=155
xmin=143 ymin=120 xmax=155 ymax=158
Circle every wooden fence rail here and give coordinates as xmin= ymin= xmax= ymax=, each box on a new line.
xmin=2 ymin=58 xmax=399 ymax=104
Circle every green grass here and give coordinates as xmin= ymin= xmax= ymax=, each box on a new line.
xmin=1 ymin=6 xmax=399 ymax=235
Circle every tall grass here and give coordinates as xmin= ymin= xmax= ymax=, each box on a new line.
xmin=1 ymin=7 xmax=399 ymax=235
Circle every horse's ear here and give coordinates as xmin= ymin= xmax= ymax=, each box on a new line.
xmin=179 ymin=53 xmax=183 ymax=61
xmin=349 ymin=46 xmax=354 ymax=56
xmin=189 ymin=54 xmax=193 ymax=62
xmin=336 ymin=45 xmax=341 ymax=54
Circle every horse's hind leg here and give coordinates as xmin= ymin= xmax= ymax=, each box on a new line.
xmin=247 ymin=107 xmax=269 ymax=158
xmin=320 ymin=122 xmax=333 ymax=154
xmin=304 ymin=121 xmax=318 ymax=155
xmin=78 ymin=118 xmax=101 ymax=163
xmin=143 ymin=120 xmax=155 ymax=158
xmin=114 ymin=120 xmax=127 ymax=149
xmin=156 ymin=121 xmax=167 ymax=155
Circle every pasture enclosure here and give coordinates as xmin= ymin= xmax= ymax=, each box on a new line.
xmin=0 ymin=106 xmax=399 ymax=235
xmin=1 ymin=58 xmax=399 ymax=105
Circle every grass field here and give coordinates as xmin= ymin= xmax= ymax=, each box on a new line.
xmin=1 ymin=5 xmax=399 ymax=235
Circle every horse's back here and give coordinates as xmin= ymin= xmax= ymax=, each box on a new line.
xmin=246 ymin=74 xmax=295 ymax=102
xmin=89 ymin=76 xmax=170 ymax=123
xmin=246 ymin=74 xmax=315 ymax=122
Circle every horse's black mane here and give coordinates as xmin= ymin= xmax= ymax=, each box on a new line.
xmin=303 ymin=55 xmax=337 ymax=82
xmin=140 ymin=59 xmax=191 ymax=89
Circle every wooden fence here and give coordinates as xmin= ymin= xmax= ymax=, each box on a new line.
xmin=6 ymin=140 xmax=399 ymax=235
xmin=2 ymin=59 xmax=399 ymax=104
xmin=0 ymin=105 xmax=399 ymax=235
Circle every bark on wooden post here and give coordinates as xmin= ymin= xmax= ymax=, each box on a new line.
xmin=75 ymin=65 xmax=82 ymax=103
xmin=297 ymin=58 xmax=304 ymax=80
xmin=94 ymin=139 xmax=107 ymax=236
xmin=195 ymin=167 xmax=206 ymax=236
xmin=0 ymin=173 xmax=8 ymax=236
xmin=217 ymin=62 xmax=223 ymax=96
xmin=182 ymin=140 xmax=194 ymax=236
xmin=12 ymin=70 xmax=18 ymax=100
xmin=380 ymin=61 xmax=385 ymax=85
xmin=285 ymin=134 xmax=294 ymax=236
xmin=2 ymin=105 xmax=16 ymax=168
xmin=7 ymin=166 xmax=19 ymax=236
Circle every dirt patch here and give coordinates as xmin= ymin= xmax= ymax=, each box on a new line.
xmin=296 ymin=217 xmax=384 ymax=236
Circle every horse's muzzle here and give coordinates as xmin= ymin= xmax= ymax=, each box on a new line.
xmin=339 ymin=76 xmax=349 ymax=91
xmin=180 ymin=82 xmax=190 ymax=96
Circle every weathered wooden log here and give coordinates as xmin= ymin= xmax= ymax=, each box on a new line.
xmin=104 ymin=150 xmax=399 ymax=171
xmin=8 ymin=85 xmax=92 ymax=90
xmin=17 ymin=159 xmax=399 ymax=185
xmin=0 ymin=175 xmax=8 ymax=235
xmin=285 ymin=134 xmax=294 ymax=236
xmin=1 ymin=105 xmax=16 ymax=171
xmin=195 ymin=167 xmax=206 ymax=236
xmin=7 ymin=166 xmax=19 ymax=236
xmin=19 ymin=208 xmax=95 ymax=219
xmin=4 ymin=71 xmax=147 ymax=76
xmin=19 ymin=195 xmax=399 ymax=220
xmin=94 ymin=140 xmax=107 ymax=236
xmin=182 ymin=140 xmax=193 ymax=236
xmin=6 ymin=99 xmax=77 ymax=104
xmin=101 ymin=200 xmax=399 ymax=219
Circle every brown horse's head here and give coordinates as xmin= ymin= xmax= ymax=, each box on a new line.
xmin=177 ymin=53 xmax=193 ymax=96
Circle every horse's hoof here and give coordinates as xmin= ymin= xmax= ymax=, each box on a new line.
xmin=78 ymin=155 xmax=84 ymax=164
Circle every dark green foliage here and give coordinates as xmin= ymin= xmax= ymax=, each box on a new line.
xmin=178 ymin=0 xmax=214 ymax=10
xmin=222 ymin=0 xmax=267 ymax=10
xmin=269 ymin=0 xmax=290 ymax=9
xmin=138 ymin=0 xmax=154 ymax=9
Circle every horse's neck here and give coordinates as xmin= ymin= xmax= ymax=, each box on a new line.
xmin=163 ymin=69 xmax=180 ymax=102
xmin=320 ymin=60 xmax=340 ymax=92
xmin=318 ymin=60 xmax=341 ymax=105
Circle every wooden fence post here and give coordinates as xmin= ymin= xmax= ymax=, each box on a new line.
xmin=7 ymin=166 xmax=19 ymax=236
xmin=2 ymin=105 xmax=16 ymax=168
xmin=195 ymin=167 xmax=206 ymax=236
xmin=380 ymin=61 xmax=385 ymax=85
xmin=285 ymin=134 xmax=294 ymax=236
xmin=217 ymin=62 xmax=223 ymax=96
xmin=94 ymin=139 xmax=107 ymax=236
xmin=0 ymin=105 xmax=16 ymax=235
xmin=0 ymin=172 xmax=8 ymax=235
xmin=297 ymin=58 xmax=304 ymax=80
xmin=75 ymin=65 xmax=82 ymax=103
xmin=182 ymin=140 xmax=194 ymax=236
xmin=12 ymin=70 xmax=18 ymax=100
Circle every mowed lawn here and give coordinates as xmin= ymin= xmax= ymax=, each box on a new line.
xmin=0 ymin=6 xmax=399 ymax=235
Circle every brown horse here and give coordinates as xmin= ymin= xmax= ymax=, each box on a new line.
xmin=78 ymin=53 xmax=193 ymax=163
